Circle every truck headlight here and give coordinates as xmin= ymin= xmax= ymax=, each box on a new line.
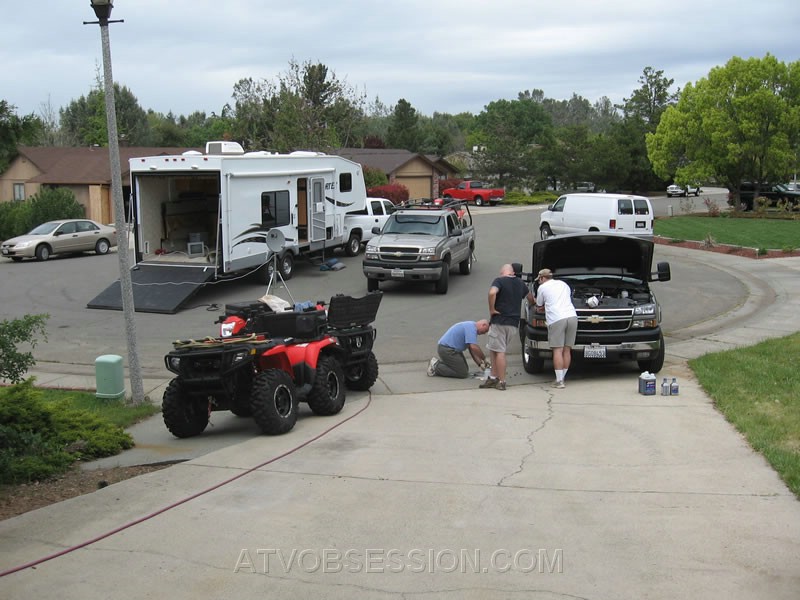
xmin=419 ymin=247 xmax=437 ymax=261
xmin=633 ymin=303 xmax=656 ymax=316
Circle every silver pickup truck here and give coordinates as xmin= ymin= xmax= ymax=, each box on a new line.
xmin=362 ymin=200 xmax=476 ymax=294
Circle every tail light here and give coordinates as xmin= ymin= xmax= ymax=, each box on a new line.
xmin=609 ymin=219 xmax=617 ymax=229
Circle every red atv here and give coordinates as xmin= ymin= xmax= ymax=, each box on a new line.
xmin=162 ymin=292 xmax=382 ymax=437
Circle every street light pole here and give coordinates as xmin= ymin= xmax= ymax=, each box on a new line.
xmin=85 ymin=1 xmax=144 ymax=405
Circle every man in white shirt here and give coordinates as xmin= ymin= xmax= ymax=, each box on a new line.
xmin=535 ymin=268 xmax=578 ymax=388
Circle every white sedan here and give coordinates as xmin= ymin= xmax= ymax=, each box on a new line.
xmin=666 ymin=184 xmax=701 ymax=197
xmin=1 ymin=219 xmax=118 ymax=262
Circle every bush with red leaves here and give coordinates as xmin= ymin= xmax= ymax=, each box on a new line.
xmin=367 ymin=184 xmax=409 ymax=205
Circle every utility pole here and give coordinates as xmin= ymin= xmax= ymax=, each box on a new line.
xmin=85 ymin=1 xmax=145 ymax=405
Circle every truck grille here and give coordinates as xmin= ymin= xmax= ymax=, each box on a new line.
xmin=377 ymin=246 xmax=421 ymax=262
xmin=576 ymin=308 xmax=633 ymax=332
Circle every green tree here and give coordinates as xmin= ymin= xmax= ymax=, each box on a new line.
xmin=179 ymin=109 xmax=234 ymax=147
xmin=622 ymin=66 xmax=678 ymax=130
xmin=231 ymin=60 xmax=365 ymax=152
xmin=147 ymin=110 xmax=187 ymax=147
xmin=647 ymin=55 xmax=800 ymax=201
xmin=615 ymin=66 xmax=679 ymax=192
xmin=386 ymin=99 xmax=421 ymax=152
xmin=472 ymin=96 xmax=552 ymax=187
xmin=0 ymin=100 xmax=43 ymax=173
xmin=60 ymin=81 xmax=152 ymax=146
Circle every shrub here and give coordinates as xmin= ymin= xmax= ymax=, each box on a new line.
xmin=0 ymin=381 xmax=72 ymax=483
xmin=363 ymin=166 xmax=388 ymax=189
xmin=50 ymin=401 xmax=134 ymax=459
xmin=0 ymin=200 xmax=31 ymax=242
xmin=27 ymin=187 xmax=85 ymax=230
xmin=679 ymin=196 xmax=694 ymax=214
xmin=755 ymin=196 xmax=770 ymax=214
xmin=367 ymin=183 xmax=410 ymax=205
xmin=0 ymin=380 xmax=134 ymax=484
xmin=703 ymin=197 xmax=721 ymax=217
xmin=757 ymin=247 xmax=769 ymax=256
xmin=703 ymin=233 xmax=716 ymax=248
xmin=0 ymin=314 xmax=49 ymax=384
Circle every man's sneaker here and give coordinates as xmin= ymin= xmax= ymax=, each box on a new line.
xmin=479 ymin=376 xmax=498 ymax=389
xmin=496 ymin=380 xmax=507 ymax=391
xmin=427 ymin=357 xmax=439 ymax=377
xmin=551 ymin=380 xmax=565 ymax=389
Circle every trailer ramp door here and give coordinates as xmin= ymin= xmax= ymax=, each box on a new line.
xmin=87 ymin=264 xmax=216 ymax=314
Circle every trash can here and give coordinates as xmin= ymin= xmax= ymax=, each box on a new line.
xmin=95 ymin=354 xmax=125 ymax=400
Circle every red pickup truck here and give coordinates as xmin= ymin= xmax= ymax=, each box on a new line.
xmin=441 ymin=180 xmax=504 ymax=206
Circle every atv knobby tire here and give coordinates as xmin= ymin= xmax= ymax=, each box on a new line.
xmin=344 ymin=351 xmax=379 ymax=391
xmin=251 ymin=369 xmax=298 ymax=434
xmin=307 ymin=355 xmax=346 ymax=416
xmin=162 ymin=378 xmax=209 ymax=438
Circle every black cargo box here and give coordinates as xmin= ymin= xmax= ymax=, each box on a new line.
xmin=224 ymin=301 xmax=326 ymax=339
xmin=327 ymin=292 xmax=383 ymax=330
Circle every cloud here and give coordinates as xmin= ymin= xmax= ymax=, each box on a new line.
xmin=1 ymin=0 xmax=797 ymax=120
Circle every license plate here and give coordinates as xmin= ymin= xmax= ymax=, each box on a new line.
xmin=636 ymin=221 xmax=646 ymax=228
xmin=391 ymin=269 xmax=404 ymax=278
xmin=584 ymin=346 xmax=606 ymax=358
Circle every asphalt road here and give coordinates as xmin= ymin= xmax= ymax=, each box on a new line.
xmin=0 ymin=199 xmax=743 ymax=372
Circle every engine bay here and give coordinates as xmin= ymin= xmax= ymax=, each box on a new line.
xmin=562 ymin=278 xmax=652 ymax=309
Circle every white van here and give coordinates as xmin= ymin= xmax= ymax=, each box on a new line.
xmin=538 ymin=193 xmax=654 ymax=240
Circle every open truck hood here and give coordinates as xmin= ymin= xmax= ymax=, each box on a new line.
xmin=532 ymin=233 xmax=655 ymax=281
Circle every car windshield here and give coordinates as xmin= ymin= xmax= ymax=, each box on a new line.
xmin=28 ymin=222 xmax=60 ymax=235
xmin=383 ymin=214 xmax=446 ymax=236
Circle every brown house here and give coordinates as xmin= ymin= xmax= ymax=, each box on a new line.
xmin=0 ymin=146 xmax=195 ymax=223
xmin=337 ymin=148 xmax=453 ymax=200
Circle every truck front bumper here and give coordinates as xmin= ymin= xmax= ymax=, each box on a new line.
xmin=362 ymin=259 xmax=444 ymax=282
xmin=522 ymin=327 xmax=663 ymax=362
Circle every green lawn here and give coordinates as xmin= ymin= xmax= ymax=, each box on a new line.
xmin=655 ymin=216 xmax=800 ymax=250
xmin=690 ymin=333 xmax=800 ymax=498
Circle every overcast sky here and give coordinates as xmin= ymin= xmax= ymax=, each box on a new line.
xmin=2 ymin=1 xmax=798 ymax=122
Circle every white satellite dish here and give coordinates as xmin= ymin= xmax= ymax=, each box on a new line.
xmin=264 ymin=229 xmax=294 ymax=303
xmin=266 ymin=229 xmax=286 ymax=253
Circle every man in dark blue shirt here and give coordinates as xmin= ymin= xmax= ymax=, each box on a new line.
xmin=482 ymin=264 xmax=534 ymax=390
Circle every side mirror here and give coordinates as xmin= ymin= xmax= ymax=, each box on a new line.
xmin=371 ymin=226 xmax=381 ymax=235
xmin=450 ymin=228 xmax=463 ymax=237
xmin=655 ymin=261 xmax=671 ymax=282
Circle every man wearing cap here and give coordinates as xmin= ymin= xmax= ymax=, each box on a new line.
xmin=535 ymin=268 xmax=578 ymax=389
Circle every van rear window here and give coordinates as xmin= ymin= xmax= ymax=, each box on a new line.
xmin=633 ymin=199 xmax=650 ymax=215
xmin=618 ymin=199 xmax=633 ymax=215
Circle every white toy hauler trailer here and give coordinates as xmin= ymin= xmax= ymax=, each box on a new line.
xmin=88 ymin=141 xmax=368 ymax=313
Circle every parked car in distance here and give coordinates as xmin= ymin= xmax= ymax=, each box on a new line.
xmin=575 ymin=181 xmax=596 ymax=193
xmin=666 ymin=184 xmax=701 ymax=197
xmin=1 ymin=219 xmax=117 ymax=262
xmin=440 ymin=180 xmax=505 ymax=206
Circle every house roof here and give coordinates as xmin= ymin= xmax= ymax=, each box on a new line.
xmin=17 ymin=146 xmax=198 ymax=185
xmin=336 ymin=148 xmax=446 ymax=175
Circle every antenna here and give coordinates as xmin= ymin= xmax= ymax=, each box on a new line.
xmin=265 ymin=229 xmax=295 ymax=303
